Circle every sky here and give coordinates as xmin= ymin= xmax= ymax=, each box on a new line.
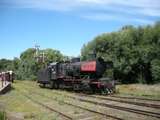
xmin=0 ymin=0 xmax=160 ymax=59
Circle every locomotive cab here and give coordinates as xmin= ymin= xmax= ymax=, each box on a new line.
xmin=50 ymin=62 xmax=58 ymax=80
xmin=37 ymin=62 xmax=58 ymax=87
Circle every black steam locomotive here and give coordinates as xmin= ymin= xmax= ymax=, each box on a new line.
xmin=37 ymin=57 xmax=115 ymax=94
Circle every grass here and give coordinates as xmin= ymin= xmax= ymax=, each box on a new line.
xmin=0 ymin=101 xmax=6 ymax=120
xmin=0 ymin=111 xmax=6 ymax=120
xmin=116 ymin=84 xmax=160 ymax=99
xmin=0 ymin=80 xmax=160 ymax=120
xmin=0 ymin=81 xmax=63 ymax=120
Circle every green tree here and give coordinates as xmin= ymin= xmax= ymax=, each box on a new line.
xmin=16 ymin=48 xmax=65 ymax=80
xmin=0 ymin=59 xmax=12 ymax=72
xmin=81 ymin=21 xmax=160 ymax=84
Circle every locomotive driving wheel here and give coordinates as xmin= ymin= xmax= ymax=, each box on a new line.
xmin=54 ymin=82 xmax=59 ymax=89
xmin=50 ymin=81 xmax=54 ymax=89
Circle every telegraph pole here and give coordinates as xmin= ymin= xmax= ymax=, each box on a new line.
xmin=34 ymin=44 xmax=40 ymax=62
xmin=42 ymin=51 xmax=46 ymax=63
xmin=35 ymin=44 xmax=40 ymax=56
xmin=34 ymin=44 xmax=46 ymax=63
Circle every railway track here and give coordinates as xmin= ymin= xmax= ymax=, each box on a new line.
xmin=17 ymin=87 xmax=122 ymax=120
xmin=86 ymin=95 xmax=160 ymax=109
xmin=70 ymin=96 xmax=160 ymax=119
xmin=27 ymin=89 xmax=160 ymax=119
xmin=22 ymin=83 xmax=159 ymax=110
xmin=47 ymin=91 xmax=160 ymax=119
xmin=35 ymin=89 xmax=160 ymax=118
xmin=64 ymin=90 xmax=160 ymax=109
xmin=17 ymin=90 xmax=73 ymax=120
xmin=18 ymin=82 xmax=160 ymax=119
xmin=45 ymin=89 xmax=160 ymax=109
xmin=43 ymin=88 xmax=160 ymax=109
xmin=110 ymin=95 xmax=160 ymax=102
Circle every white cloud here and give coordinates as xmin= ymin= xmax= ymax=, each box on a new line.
xmin=82 ymin=13 xmax=154 ymax=24
xmin=139 ymin=9 xmax=160 ymax=17
xmin=1 ymin=0 xmax=160 ymax=23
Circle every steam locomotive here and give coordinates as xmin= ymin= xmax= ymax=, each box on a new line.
xmin=37 ymin=57 xmax=115 ymax=94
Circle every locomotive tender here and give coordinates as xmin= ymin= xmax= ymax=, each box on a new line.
xmin=37 ymin=57 xmax=115 ymax=94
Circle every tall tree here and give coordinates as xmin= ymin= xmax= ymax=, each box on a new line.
xmin=81 ymin=21 xmax=160 ymax=84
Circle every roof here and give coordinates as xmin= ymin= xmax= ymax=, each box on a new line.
xmin=49 ymin=62 xmax=58 ymax=66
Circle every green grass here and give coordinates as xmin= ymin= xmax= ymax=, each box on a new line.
xmin=0 ymin=80 xmax=63 ymax=120
xmin=116 ymin=84 xmax=160 ymax=99
xmin=0 ymin=111 xmax=6 ymax=120
xmin=0 ymin=80 xmax=160 ymax=120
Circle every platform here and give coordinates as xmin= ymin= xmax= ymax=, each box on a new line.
xmin=0 ymin=81 xmax=11 ymax=94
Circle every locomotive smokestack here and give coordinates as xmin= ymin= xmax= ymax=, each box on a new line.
xmin=71 ymin=58 xmax=80 ymax=63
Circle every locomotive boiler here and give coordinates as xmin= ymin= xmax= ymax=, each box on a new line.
xmin=37 ymin=57 xmax=115 ymax=94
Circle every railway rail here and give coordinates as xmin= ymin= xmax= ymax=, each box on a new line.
xmin=46 ymin=91 xmax=160 ymax=119
xmin=17 ymin=87 xmax=122 ymax=120
xmin=18 ymin=82 xmax=160 ymax=119
xmin=86 ymin=95 xmax=160 ymax=109
xmin=40 ymin=87 xmax=160 ymax=110
xmin=110 ymin=95 xmax=160 ymax=102
xmin=17 ymin=90 xmax=73 ymax=120
xmin=70 ymin=96 xmax=160 ymax=119
xmin=43 ymin=90 xmax=160 ymax=110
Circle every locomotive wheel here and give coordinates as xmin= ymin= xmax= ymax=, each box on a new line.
xmin=100 ymin=87 xmax=112 ymax=95
xmin=43 ymin=83 xmax=46 ymax=87
xmin=50 ymin=81 xmax=54 ymax=89
xmin=112 ymin=87 xmax=116 ymax=93
xmin=101 ymin=88 xmax=107 ymax=95
xmin=107 ymin=88 xmax=113 ymax=94
xmin=73 ymin=84 xmax=79 ymax=91
xmin=39 ymin=83 xmax=46 ymax=88
xmin=54 ymin=82 xmax=59 ymax=89
xmin=59 ymin=82 xmax=65 ymax=89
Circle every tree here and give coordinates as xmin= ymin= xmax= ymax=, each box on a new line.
xmin=81 ymin=21 xmax=160 ymax=84
xmin=15 ymin=48 xmax=65 ymax=80
xmin=0 ymin=59 xmax=12 ymax=72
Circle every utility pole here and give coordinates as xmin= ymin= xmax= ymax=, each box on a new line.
xmin=34 ymin=44 xmax=46 ymax=63
xmin=34 ymin=44 xmax=40 ymax=62
xmin=35 ymin=44 xmax=40 ymax=56
xmin=41 ymin=51 xmax=46 ymax=63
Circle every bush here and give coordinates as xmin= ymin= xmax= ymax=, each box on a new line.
xmin=151 ymin=59 xmax=160 ymax=83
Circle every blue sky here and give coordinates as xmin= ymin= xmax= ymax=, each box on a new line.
xmin=0 ymin=0 xmax=160 ymax=59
